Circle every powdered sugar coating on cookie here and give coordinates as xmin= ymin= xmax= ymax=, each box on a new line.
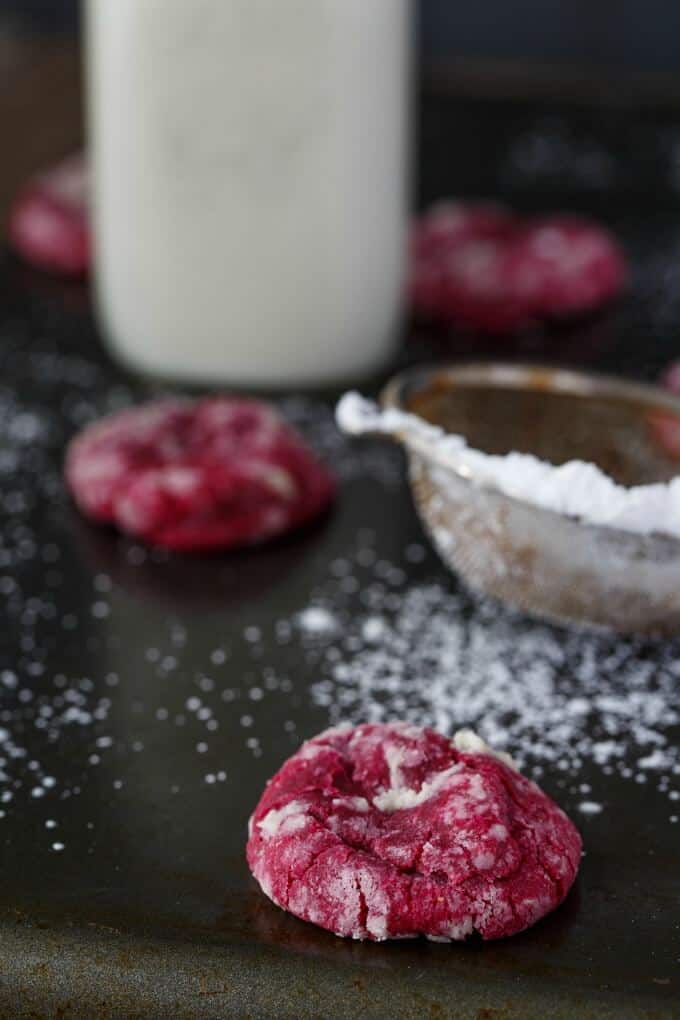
xmin=246 ymin=722 xmax=581 ymax=941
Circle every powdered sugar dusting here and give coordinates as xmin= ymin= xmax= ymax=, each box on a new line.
xmin=258 ymin=800 xmax=309 ymax=839
xmin=452 ymin=729 xmax=518 ymax=771
xmin=578 ymin=801 xmax=604 ymax=816
xmin=0 ymin=292 xmax=676 ymax=889
xmin=300 ymin=542 xmax=680 ymax=817
xmin=0 ymin=321 xmax=401 ymax=853
xmin=337 ymin=392 xmax=680 ymax=541
xmin=296 ymin=607 xmax=339 ymax=636
xmin=373 ymin=761 xmax=464 ymax=813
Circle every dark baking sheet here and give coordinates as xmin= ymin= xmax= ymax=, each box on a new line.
xmin=0 ymin=95 xmax=679 ymax=1018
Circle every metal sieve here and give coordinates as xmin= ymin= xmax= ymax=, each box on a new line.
xmin=379 ymin=362 xmax=680 ymax=636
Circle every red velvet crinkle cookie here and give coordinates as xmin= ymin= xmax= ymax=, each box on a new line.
xmin=411 ymin=201 xmax=627 ymax=332
xmin=8 ymin=154 xmax=89 ymax=277
xmin=65 ymin=397 xmax=335 ymax=551
xmin=247 ymin=723 xmax=581 ymax=942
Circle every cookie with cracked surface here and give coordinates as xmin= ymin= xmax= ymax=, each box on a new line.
xmin=410 ymin=201 xmax=627 ymax=333
xmin=247 ymin=722 xmax=581 ymax=941
xmin=65 ymin=397 xmax=335 ymax=551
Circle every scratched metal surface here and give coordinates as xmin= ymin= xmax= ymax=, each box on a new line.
xmin=0 ymin=96 xmax=678 ymax=1018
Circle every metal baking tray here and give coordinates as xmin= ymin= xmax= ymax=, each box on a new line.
xmin=0 ymin=265 xmax=676 ymax=1018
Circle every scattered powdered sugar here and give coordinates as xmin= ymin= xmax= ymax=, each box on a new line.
xmin=361 ymin=616 xmax=388 ymax=643
xmin=0 ymin=322 xmax=411 ymax=856
xmin=295 ymin=607 xmax=339 ymax=636
xmin=578 ymin=801 xmax=604 ymax=816
xmin=501 ymin=117 xmax=616 ymax=192
xmin=337 ymin=391 xmax=680 ymax=541
xmin=301 ymin=546 xmax=680 ymax=815
xmin=0 ymin=297 xmax=676 ymax=868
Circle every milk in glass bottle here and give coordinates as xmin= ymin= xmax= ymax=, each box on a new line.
xmin=86 ymin=0 xmax=411 ymax=386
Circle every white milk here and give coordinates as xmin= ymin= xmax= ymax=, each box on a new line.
xmin=86 ymin=0 xmax=411 ymax=386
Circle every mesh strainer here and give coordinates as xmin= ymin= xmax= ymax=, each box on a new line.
xmin=379 ymin=362 xmax=680 ymax=636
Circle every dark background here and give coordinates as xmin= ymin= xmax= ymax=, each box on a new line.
xmin=3 ymin=0 xmax=680 ymax=75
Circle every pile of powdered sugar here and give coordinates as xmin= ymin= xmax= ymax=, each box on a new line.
xmin=337 ymin=391 xmax=680 ymax=540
